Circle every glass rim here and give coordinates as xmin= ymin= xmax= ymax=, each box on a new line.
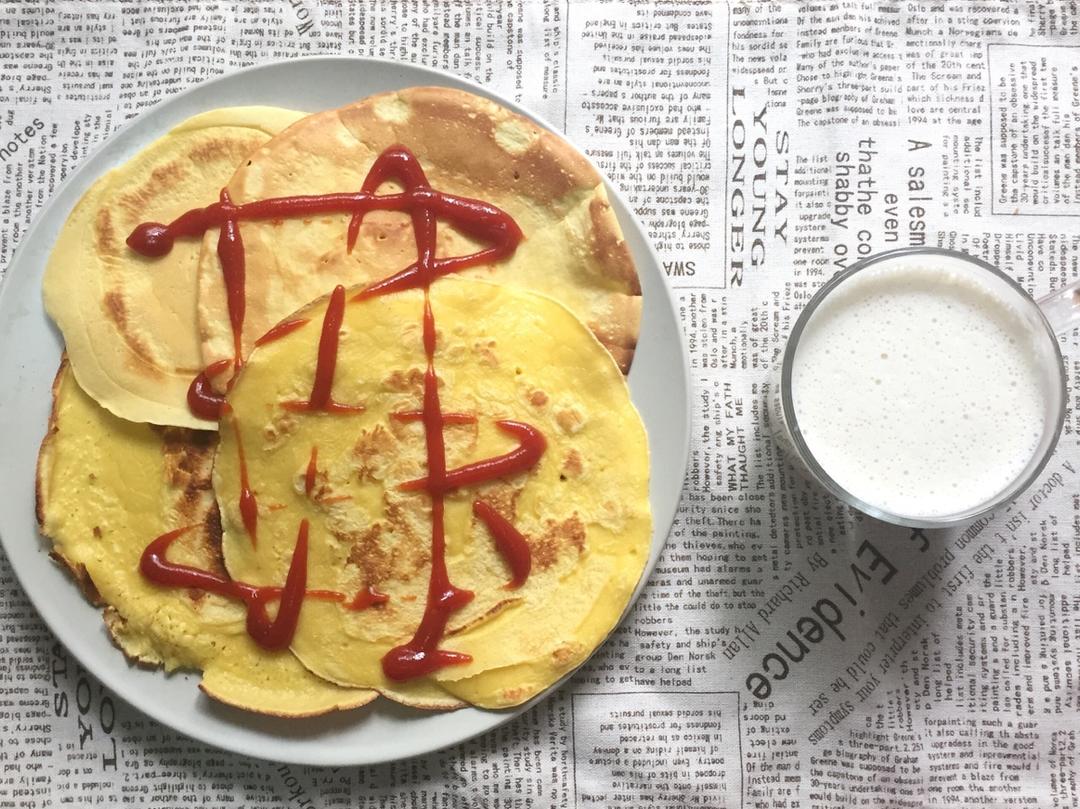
xmin=780 ymin=246 xmax=1068 ymax=529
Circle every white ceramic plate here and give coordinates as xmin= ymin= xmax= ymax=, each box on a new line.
xmin=0 ymin=57 xmax=690 ymax=766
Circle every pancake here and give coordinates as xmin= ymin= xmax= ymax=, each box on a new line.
xmin=43 ymin=107 xmax=306 ymax=429
xmin=196 ymin=87 xmax=641 ymax=382
xmin=215 ymin=278 xmax=651 ymax=709
xmin=36 ymin=361 xmax=374 ymax=717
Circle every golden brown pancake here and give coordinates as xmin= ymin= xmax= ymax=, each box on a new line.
xmin=197 ymin=87 xmax=640 ymax=381
xmin=36 ymin=361 xmax=375 ymax=716
xmin=215 ymin=278 xmax=651 ymax=709
xmin=43 ymin=107 xmax=305 ymax=429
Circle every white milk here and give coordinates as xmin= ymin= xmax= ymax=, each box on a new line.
xmin=791 ymin=262 xmax=1049 ymax=519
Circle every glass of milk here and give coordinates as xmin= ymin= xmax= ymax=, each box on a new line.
xmin=771 ymin=247 xmax=1072 ymax=528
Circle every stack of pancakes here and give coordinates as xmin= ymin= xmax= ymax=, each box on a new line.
xmin=37 ymin=89 xmax=650 ymax=716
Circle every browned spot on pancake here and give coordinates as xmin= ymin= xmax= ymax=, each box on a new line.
xmin=588 ymin=196 xmax=640 ymax=295
xmin=555 ymin=408 xmax=584 ymax=435
xmin=92 ymin=526 xmax=102 ymax=538
xmin=473 ymin=339 xmax=499 ymax=368
xmin=529 ymin=389 xmax=548 ymax=407
xmin=148 ymin=161 xmax=185 ymax=191
xmin=102 ymin=291 xmax=159 ymax=369
xmin=562 ymin=450 xmax=583 ymax=479
xmin=551 ymin=643 xmax=579 ymax=666
xmin=346 ymin=524 xmax=387 ymax=585
xmin=383 ymin=367 xmax=425 ymax=393
xmin=189 ymin=136 xmax=250 ymax=167
xmin=385 ymin=497 xmax=432 ymax=572
xmin=156 ymin=429 xmax=227 ymax=578
xmin=171 ymin=504 xmax=228 ymax=581
xmin=113 ymin=162 xmax=188 ymax=223
xmin=200 ymin=504 xmax=228 ymax=579
xmin=353 ymin=424 xmax=397 ymax=482
xmin=94 ymin=207 xmax=117 ymax=254
xmin=342 ymin=497 xmax=430 ymax=587
xmin=159 ymin=427 xmax=216 ymax=490
xmin=531 ymin=514 xmax=585 ymax=570
xmin=500 ymin=685 xmax=529 ymax=704
xmin=421 ymin=92 xmax=593 ymax=205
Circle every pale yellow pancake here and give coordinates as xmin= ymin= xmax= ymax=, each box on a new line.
xmin=197 ymin=87 xmax=641 ymax=383
xmin=36 ymin=361 xmax=375 ymax=717
xmin=43 ymin=107 xmax=305 ymax=429
xmin=215 ymin=278 xmax=651 ymax=709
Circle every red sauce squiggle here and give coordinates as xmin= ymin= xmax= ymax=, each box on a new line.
xmin=472 ymin=500 xmax=531 ymax=590
xmin=131 ymin=145 xmax=540 ymax=664
xmin=129 ymin=146 xmax=520 ymax=423
xmin=230 ymin=409 xmax=258 ymax=548
xmin=281 ymin=285 xmax=365 ymax=414
xmin=243 ymin=519 xmax=307 ymax=649
xmin=365 ymin=152 xmax=547 ymax=680
xmin=140 ymin=522 xmax=331 ymax=650
xmin=399 ymin=420 xmax=546 ymax=493
xmin=304 ymin=446 xmax=319 ymax=497
xmin=392 ymin=410 xmax=476 ymax=425
xmin=217 ymin=189 xmax=246 ymax=371
xmin=187 ymin=359 xmax=231 ymax=421
xmin=350 ymin=585 xmax=390 ymax=610
xmin=126 ymin=183 xmax=521 ymax=266
xmin=381 ymin=290 xmax=475 ymax=682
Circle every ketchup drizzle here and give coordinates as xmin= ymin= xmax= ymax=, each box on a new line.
xmin=399 ymin=421 xmax=546 ymax=493
xmin=187 ymin=359 xmax=231 ymax=421
xmin=381 ymin=290 xmax=475 ymax=682
xmin=350 ymin=585 xmax=390 ymax=610
xmin=230 ymin=408 xmax=258 ymax=547
xmin=141 ymin=524 xmax=383 ymax=650
xmin=217 ymin=189 xmax=247 ymax=370
xmin=141 ymin=522 xmax=298 ymax=650
xmin=128 ymin=146 xmax=520 ymax=423
xmin=472 ymin=500 xmax=532 ymax=590
xmin=131 ymin=145 xmax=546 ymax=667
xmin=304 ymin=446 xmax=319 ymax=497
xmin=281 ymin=285 xmax=365 ymax=414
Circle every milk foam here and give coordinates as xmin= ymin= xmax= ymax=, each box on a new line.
xmin=791 ymin=262 xmax=1050 ymax=519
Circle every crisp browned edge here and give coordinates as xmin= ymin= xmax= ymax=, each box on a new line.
xmin=36 ymin=358 xmax=106 ymax=606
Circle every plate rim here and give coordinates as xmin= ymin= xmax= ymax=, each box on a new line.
xmin=0 ymin=55 xmax=691 ymax=766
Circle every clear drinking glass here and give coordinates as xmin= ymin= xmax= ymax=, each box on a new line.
xmin=770 ymin=247 xmax=1073 ymax=529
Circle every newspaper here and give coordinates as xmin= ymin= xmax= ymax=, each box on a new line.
xmin=1 ymin=1 xmax=1079 ymax=805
